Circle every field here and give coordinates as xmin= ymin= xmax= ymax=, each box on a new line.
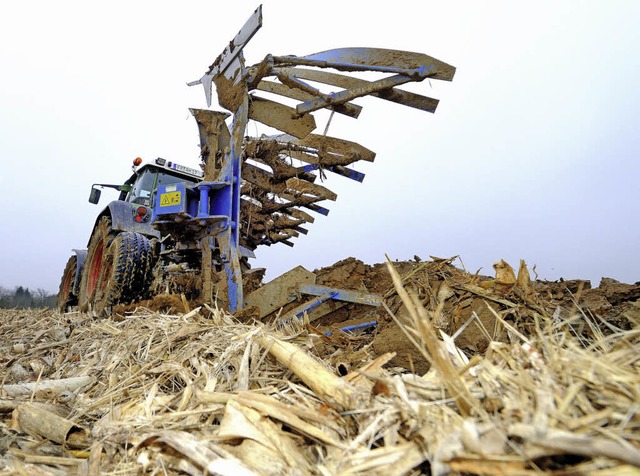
xmin=1 ymin=257 xmax=639 ymax=475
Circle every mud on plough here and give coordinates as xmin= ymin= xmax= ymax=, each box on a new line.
xmin=58 ymin=5 xmax=454 ymax=320
xmin=151 ymin=5 xmax=455 ymax=313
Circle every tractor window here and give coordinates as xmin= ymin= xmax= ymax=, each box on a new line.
xmin=157 ymin=172 xmax=196 ymax=189
xmin=127 ymin=168 xmax=198 ymax=206
xmin=129 ymin=170 xmax=156 ymax=206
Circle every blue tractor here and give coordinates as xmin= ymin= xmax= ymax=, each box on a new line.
xmin=56 ymin=158 xmax=210 ymax=313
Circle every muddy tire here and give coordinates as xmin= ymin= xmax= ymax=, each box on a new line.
xmin=78 ymin=217 xmax=115 ymax=312
xmin=91 ymin=232 xmax=134 ymax=314
xmin=128 ymin=232 xmax=155 ymax=301
xmin=56 ymin=256 xmax=78 ymax=312
xmin=91 ymin=232 xmax=155 ymax=315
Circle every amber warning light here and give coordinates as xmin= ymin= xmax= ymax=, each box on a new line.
xmin=133 ymin=157 xmax=143 ymax=167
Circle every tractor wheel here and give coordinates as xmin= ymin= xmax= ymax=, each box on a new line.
xmin=127 ymin=232 xmax=155 ymax=301
xmin=92 ymin=232 xmax=155 ymax=315
xmin=92 ymin=233 xmax=135 ymax=315
xmin=56 ymin=255 xmax=78 ymax=312
xmin=78 ymin=217 xmax=115 ymax=312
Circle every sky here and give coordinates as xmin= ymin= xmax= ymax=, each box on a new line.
xmin=1 ymin=1 xmax=639 ymax=294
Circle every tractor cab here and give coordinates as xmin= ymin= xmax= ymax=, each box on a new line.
xmin=89 ymin=157 xmax=204 ymax=206
xmin=123 ymin=160 xmax=204 ymax=207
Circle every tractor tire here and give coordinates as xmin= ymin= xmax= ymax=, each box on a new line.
xmin=78 ymin=217 xmax=116 ymax=312
xmin=91 ymin=232 xmax=155 ymax=315
xmin=127 ymin=232 xmax=155 ymax=301
xmin=56 ymin=255 xmax=78 ymax=312
xmin=91 ymin=232 xmax=136 ymax=314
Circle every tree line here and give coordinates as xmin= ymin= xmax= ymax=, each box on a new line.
xmin=0 ymin=286 xmax=57 ymax=309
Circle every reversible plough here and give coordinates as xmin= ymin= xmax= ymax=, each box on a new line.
xmin=154 ymin=5 xmax=455 ymax=313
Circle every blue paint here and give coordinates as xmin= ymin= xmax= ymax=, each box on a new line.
xmin=325 ymin=320 xmax=378 ymax=337
xmin=301 ymin=164 xmax=365 ymax=182
xmin=293 ymin=291 xmax=338 ymax=320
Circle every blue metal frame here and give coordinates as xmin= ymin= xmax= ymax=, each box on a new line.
xmin=300 ymin=164 xmax=365 ymax=183
xmin=280 ymin=284 xmax=382 ymax=324
xmin=152 ymin=165 xmax=243 ymax=310
xmin=217 ymin=93 xmax=248 ymax=311
xmin=324 ymin=321 xmax=378 ymax=337
xmin=298 ymin=284 xmax=383 ymax=307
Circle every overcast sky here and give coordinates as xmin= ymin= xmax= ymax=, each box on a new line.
xmin=1 ymin=1 xmax=638 ymax=294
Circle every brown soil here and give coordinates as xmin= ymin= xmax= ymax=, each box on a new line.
xmin=114 ymin=255 xmax=639 ymax=376
xmin=1 ymin=257 xmax=638 ymax=475
xmin=310 ymin=256 xmax=640 ymax=374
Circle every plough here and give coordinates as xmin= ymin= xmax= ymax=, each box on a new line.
xmin=153 ymin=5 xmax=455 ymax=313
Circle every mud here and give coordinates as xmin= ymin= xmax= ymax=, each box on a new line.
xmin=535 ymin=277 xmax=640 ymax=330
xmin=113 ymin=293 xmax=186 ymax=316
xmin=309 ymin=257 xmax=640 ymax=374
xmin=111 ymin=254 xmax=639 ymax=375
xmin=213 ymin=73 xmax=245 ymax=112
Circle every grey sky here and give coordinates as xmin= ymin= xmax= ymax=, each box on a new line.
xmin=1 ymin=1 xmax=638 ymax=294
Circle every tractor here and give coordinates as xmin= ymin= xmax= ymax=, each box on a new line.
xmin=55 ymin=158 xmax=210 ymax=313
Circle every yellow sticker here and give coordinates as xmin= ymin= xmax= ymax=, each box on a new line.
xmin=159 ymin=191 xmax=181 ymax=207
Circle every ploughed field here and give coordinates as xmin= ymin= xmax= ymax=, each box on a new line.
xmin=1 ymin=256 xmax=639 ymax=475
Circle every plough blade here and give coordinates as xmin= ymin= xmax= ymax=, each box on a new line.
xmin=190 ymin=108 xmax=231 ymax=179
xmin=290 ymin=208 xmax=315 ymax=224
xmin=241 ymin=166 xmax=334 ymax=235
xmin=188 ymin=5 xmax=263 ymax=107
xmin=273 ymin=67 xmax=440 ymax=113
xmin=242 ymin=163 xmax=336 ymax=201
xmin=256 ymin=80 xmax=362 ymax=119
xmin=248 ymin=96 xmax=316 ymax=139
xmin=300 ymin=163 xmax=365 ymax=182
xmin=296 ymin=134 xmax=376 ymax=163
xmin=233 ymin=132 xmax=381 ymax=248
xmin=243 ymin=265 xmax=316 ymax=318
xmin=294 ymin=73 xmax=420 ymax=116
xmin=281 ymin=47 xmax=456 ymax=81
xmin=258 ymin=134 xmax=376 ymax=164
xmin=285 ymin=177 xmax=337 ymax=201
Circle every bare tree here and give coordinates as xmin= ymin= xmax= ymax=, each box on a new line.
xmin=34 ymin=288 xmax=49 ymax=307
xmin=0 ymin=286 xmax=11 ymax=308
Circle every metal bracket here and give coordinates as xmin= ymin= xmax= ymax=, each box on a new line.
xmin=188 ymin=5 xmax=263 ymax=107
xmin=280 ymin=284 xmax=382 ymax=324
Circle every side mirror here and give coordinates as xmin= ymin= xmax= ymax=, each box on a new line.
xmin=89 ymin=187 xmax=101 ymax=204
